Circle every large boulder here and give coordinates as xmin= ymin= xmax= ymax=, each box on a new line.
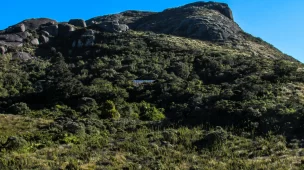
xmin=58 ymin=23 xmax=75 ymax=37
xmin=68 ymin=19 xmax=87 ymax=28
xmin=5 ymin=24 xmax=25 ymax=33
xmin=16 ymin=32 xmax=31 ymax=39
xmin=31 ymin=38 xmax=39 ymax=45
xmin=0 ymin=41 xmax=23 ymax=48
xmin=39 ymin=35 xmax=49 ymax=44
xmin=18 ymin=18 xmax=57 ymax=30
xmin=41 ymin=24 xmax=58 ymax=37
xmin=116 ymin=24 xmax=129 ymax=32
xmin=0 ymin=46 xmax=6 ymax=55
xmin=98 ymin=20 xmax=129 ymax=33
xmin=0 ymin=34 xmax=23 ymax=42
xmin=12 ymin=52 xmax=33 ymax=60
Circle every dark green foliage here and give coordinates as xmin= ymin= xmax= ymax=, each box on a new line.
xmin=0 ymin=136 xmax=27 ymax=151
xmin=195 ymin=126 xmax=228 ymax=149
xmin=8 ymin=102 xmax=30 ymax=115
xmin=0 ymin=29 xmax=304 ymax=169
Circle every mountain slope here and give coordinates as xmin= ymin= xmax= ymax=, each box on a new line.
xmin=0 ymin=1 xmax=304 ymax=169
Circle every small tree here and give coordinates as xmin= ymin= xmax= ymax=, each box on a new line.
xmin=101 ymin=100 xmax=120 ymax=119
xmin=138 ymin=101 xmax=165 ymax=121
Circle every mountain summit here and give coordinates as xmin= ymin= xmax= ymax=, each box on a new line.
xmin=0 ymin=1 xmax=293 ymax=60
xmin=87 ymin=1 xmax=242 ymax=42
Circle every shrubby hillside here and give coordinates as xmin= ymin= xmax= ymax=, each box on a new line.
xmin=1 ymin=1 xmax=304 ymax=169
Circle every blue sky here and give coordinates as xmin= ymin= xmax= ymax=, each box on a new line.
xmin=0 ymin=0 xmax=303 ymax=62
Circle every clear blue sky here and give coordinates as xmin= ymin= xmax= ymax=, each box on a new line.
xmin=0 ymin=0 xmax=303 ymax=62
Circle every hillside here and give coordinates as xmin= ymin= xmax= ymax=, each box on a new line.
xmin=1 ymin=1 xmax=304 ymax=169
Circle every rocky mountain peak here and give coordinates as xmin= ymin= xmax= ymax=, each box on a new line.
xmin=0 ymin=1 xmax=285 ymax=60
xmin=182 ymin=1 xmax=234 ymax=20
xmin=84 ymin=1 xmax=240 ymax=42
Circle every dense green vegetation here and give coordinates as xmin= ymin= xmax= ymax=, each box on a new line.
xmin=1 ymin=30 xmax=304 ymax=169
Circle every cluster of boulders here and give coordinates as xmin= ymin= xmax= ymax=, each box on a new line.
xmin=0 ymin=23 xmax=26 ymax=50
xmin=0 ymin=18 xmax=57 ymax=57
xmin=0 ymin=18 xmax=89 ymax=58
xmin=1 ymin=1 xmax=243 ymax=58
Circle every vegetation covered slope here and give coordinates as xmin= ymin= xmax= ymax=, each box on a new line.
xmin=1 ymin=2 xmax=304 ymax=170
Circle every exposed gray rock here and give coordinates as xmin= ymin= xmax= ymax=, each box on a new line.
xmin=68 ymin=19 xmax=87 ymax=27
xmin=31 ymin=38 xmax=39 ymax=45
xmin=12 ymin=52 xmax=33 ymax=60
xmin=82 ymin=29 xmax=95 ymax=36
xmin=0 ymin=41 xmax=23 ymax=47
xmin=42 ymin=24 xmax=58 ymax=37
xmin=116 ymin=24 xmax=129 ymax=32
xmin=98 ymin=20 xmax=129 ymax=33
xmin=0 ymin=34 xmax=23 ymax=42
xmin=6 ymin=24 xmax=25 ymax=33
xmin=84 ymin=36 xmax=95 ymax=47
xmin=41 ymin=30 xmax=50 ymax=37
xmin=0 ymin=46 xmax=6 ymax=55
xmin=183 ymin=1 xmax=234 ymax=20
xmin=16 ymin=32 xmax=30 ymax=39
xmin=86 ymin=2 xmax=241 ymax=42
xmin=72 ymin=29 xmax=96 ymax=48
xmin=133 ymin=3 xmax=242 ymax=42
xmin=82 ymin=29 xmax=95 ymax=47
xmin=19 ymin=18 xmax=57 ymax=30
xmin=39 ymin=35 xmax=49 ymax=44
xmin=58 ymin=23 xmax=75 ymax=37
xmin=86 ymin=10 xmax=155 ymax=27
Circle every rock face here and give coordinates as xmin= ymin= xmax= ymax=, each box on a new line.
xmin=98 ymin=20 xmax=129 ymax=33
xmin=5 ymin=24 xmax=25 ymax=33
xmin=86 ymin=10 xmax=156 ymax=27
xmin=133 ymin=2 xmax=242 ymax=42
xmin=18 ymin=18 xmax=57 ymax=31
xmin=183 ymin=1 xmax=234 ymax=20
xmin=72 ymin=29 xmax=95 ymax=48
xmin=68 ymin=19 xmax=87 ymax=27
xmin=0 ymin=1 xmax=243 ymax=47
xmin=12 ymin=52 xmax=33 ymax=60
xmin=41 ymin=25 xmax=58 ymax=37
xmin=0 ymin=34 xmax=23 ymax=42
xmin=58 ymin=23 xmax=75 ymax=37
xmin=86 ymin=2 xmax=242 ymax=42
xmin=39 ymin=35 xmax=49 ymax=44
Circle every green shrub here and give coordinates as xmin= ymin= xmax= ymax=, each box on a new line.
xmin=137 ymin=101 xmax=165 ymax=121
xmin=8 ymin=102 xmax=30 ymax=115
xmin=101 ymin=100 xmax=120 ymax=119
xmin=0 ymin=136 xmax=28 ymax=151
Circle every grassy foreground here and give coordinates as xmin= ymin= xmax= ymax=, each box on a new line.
xmin=1 ymin=114 xmax=304 ymax=170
